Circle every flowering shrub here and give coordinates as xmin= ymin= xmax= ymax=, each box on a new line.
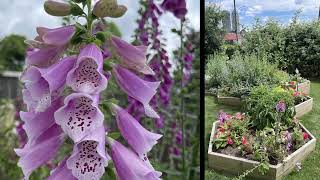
xmin=245 ymin=85 xmax=294 ymax=129
xmin=212 ymin=111 xmax=310 ymax=166
xmin=15 ymin=0 xmax=165 ymax=179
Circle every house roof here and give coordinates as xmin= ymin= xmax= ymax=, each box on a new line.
xmin=224 ymin=33 xmax=240 ymax=41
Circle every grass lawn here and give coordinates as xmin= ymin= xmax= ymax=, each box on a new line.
xmin=205 ymin=81 xmax=320 ymax=180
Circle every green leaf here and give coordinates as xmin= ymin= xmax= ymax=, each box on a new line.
xmin=108 ymin=132 xmax=121 ymax=140
xmin=104 ymin=166 xmax=117 ymax=180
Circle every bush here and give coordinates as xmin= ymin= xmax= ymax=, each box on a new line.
xmin=205 ymin=52 xmax=290 ymax=97
xmin=245 ymin=85 xmax=295 ymax=130
xmin=241 ymin=17 xmax=320 ymax=78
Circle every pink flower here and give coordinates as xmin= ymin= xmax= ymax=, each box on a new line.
xmin=293 ymin=91 xmax=300 ymax=97
xmin=227 ymin=137 xmax=233 ymax=145
xmin=235 ymin=112 xmax=242 ymax=120
xmin=303 ymin=132 xmax=309 ymax=140
xmin=241 ymin=136 xmax=247 ymax=145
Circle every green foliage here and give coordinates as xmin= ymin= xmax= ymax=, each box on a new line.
xmin=241 ymin=16 xmax=320 ymax=78
xmin=0 ymin=35 xmax=26 ymax=71
xmin=205 ymin=5 xmax=225 ymax=58
xmin=241 ymin=19 xmax=286 ymax=68
xmin=245 ymin=86 xmax=295 ymax=129
xmin=206 ymin=53 xmax=290 ymax=98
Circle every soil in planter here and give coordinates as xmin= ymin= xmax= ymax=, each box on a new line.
xmin=294 ymin=96 xmax=310 ymax=105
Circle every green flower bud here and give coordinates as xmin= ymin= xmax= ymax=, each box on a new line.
xmin=44 ymin=0 xmax=71 ymax=16
xmin=108 ymin=5 xmax=127 ymax=18
xmin=93 ymin=0 xmax=126 ymax=18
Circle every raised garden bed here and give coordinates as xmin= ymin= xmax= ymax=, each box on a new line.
xmin=217 ymin=95 xmax=243 ymax=107
xmin=208 ymin=121 xmax=316 ymax=180
xmin=286 ymin=80 xmax=311 ymax=96
xmin=294 ymin=97 xmax=313 ymax=118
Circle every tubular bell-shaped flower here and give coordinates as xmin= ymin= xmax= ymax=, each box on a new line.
xmin=67 ymin=126 xmax=110 ymax=180
xmin=20 ymin=97 xmax=64 ymax=144
xmin=26 ymin=25 xmax=75 ymax=67
xmin=54 ymin=93 xmax=104 ymax=142
xmin=112 ymin=104 xmax=162 ymax=155
xmin=21 ymin=56 xmax=76 ymax=112
xmin=111 ymin=35 xmax=155 ymax=75
xmin=160 ymin=0 xmax=187 ymax=20
xmin=113 ymin=65 xmax=160 ymax=118
xmin=107 ymin=138 xmax=162 ymax=180
xmin=15 ymin=124 xmax=64 ymax=179
xmin=66 ymin=44 xmax=108 ymax=94
xmin=47 ymin=157 xmax=76 ymax=180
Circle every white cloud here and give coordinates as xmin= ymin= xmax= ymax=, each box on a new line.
xmin=245 ymin=5 xmax=262 ymax=17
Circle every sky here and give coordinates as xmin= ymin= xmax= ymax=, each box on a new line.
xmin=0 ymin=0 xmax=200 ymax=56
xmin=206 ymin=0 xmax=320 ymax=29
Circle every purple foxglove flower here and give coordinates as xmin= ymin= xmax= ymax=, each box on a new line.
xmin=54 ymin=93 xmax=104 ymax=142
xmin=112 ymin=104 xmax=162 ymax=155
xmin=67 ymin=126 xmax=110 ymax=180
xmin=111 ymin=36 xmax=155 ymax=75
xmin=16 ymin=121 xmax=27 ymax=148
xmin=15 ymin=124 xmax=64 ymax=179
xmin=26 ymin=25 xmax=75 ymax=67
xmin=66 ymin=44 xmax=108 ymax=94
xmin=175 ymin=130 xmax=183 ymax=145
xmin=276 ymin=101 xmax=286 ymax=112
xmin=107 ymin=138 xmax=162 ymax=180
xmin=20 ymin=97 xmax=63 ymax=145
xmin=47 ymin=157 xmax=76 ymax=180
xmin=113 ymin=65 xmax=160 ymax=118
xmin=155 ymin=116 xmax=165 ymax=129
xmin=160 ymin=0 xmax=187 ymax=20
xmin=21 ymin=56 xmax=76 ymax=112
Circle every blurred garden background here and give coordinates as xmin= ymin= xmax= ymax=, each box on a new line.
xmin=0 ymin=0 xmax=199 ymax=179
xmin=205 ymin=0 xmax=320 ymax=179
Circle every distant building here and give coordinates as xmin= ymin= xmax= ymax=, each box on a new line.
xmin=222 ymin=10 xmax=232 ymax=32
xmin=231 ymin=9 xmax=240 ymax=33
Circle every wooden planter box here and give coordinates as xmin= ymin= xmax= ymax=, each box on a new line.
xmin=208 ymin=121 xmax=316 ymax=180
xmin=217 ymin=95 xmax=242 ymax=107
xmin=294 ymin=97 xmax=313 ymax=118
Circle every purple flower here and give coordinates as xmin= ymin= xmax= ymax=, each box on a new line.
xmin=54 ymin=93 xmax=104 ymax=142
xmin=66 ymin=44 xmax=108 ymax=94
xmin=67 ymin=126 xmax=110 ymax=180
xmin=21 ymin=56 xmax=76 ymax=112
xmin=47 ymin=157 xmax=76 ymax=180
xmin=155 ymin=116 xmax=165 ymax=129
xmin=160 ymin=0 xmax=187 ymax=20
xmin=14 ymin=124 xmax=64 ymax=179
xmin=16 ymin=121 xmax=27 ymax=148
xmin=217 ymin=110 xmax=228 ymax=123
xmin=113 ymin=65 xmax=160 ymax=118
xmin=112 ymin=104 xmax=162 ymax=155
xmin=107 ymin=138 xmax=162 ymax=180
xmin=20 ymin=97 xmax=64 ymax=145
xmin=276 ymin=101 xmax=286 ymax=112
xmin=26 ymin=25 xmax=75 ymax=67
xmin=175 ymin=130 xmax=183 ymax=145
xmin=111 ymin=36 xmax=155 ymax=75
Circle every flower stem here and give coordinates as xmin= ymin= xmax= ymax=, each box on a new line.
xmin=179 ymin=20 xmax=186 ymax=178
xmin=86 ymin=0 xmax=93 ymax=36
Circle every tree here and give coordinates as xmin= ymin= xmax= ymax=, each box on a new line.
xmin=205 ymin=4 xmax=225 ymax=59
xmin=0 ymin=35 xmax=26 ymax=71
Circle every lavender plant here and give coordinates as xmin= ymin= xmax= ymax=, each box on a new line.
xmin=15 ymin=0 xmax=163 ymax=179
